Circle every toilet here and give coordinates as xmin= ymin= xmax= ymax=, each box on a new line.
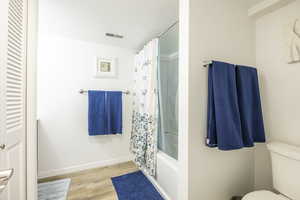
xmin=243 ymin=142 xmax=300 ymax=200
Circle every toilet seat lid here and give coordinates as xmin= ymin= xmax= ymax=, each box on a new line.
xmin=242 ymin=190 xmax=289 ymax=200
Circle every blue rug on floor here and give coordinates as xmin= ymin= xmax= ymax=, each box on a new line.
xmin=111 ymin=171 xmax=164 ymax=200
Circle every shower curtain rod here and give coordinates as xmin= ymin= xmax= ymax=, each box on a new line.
xmin=136 ymin=20 xmax=179 ymax=54
xmin=158 ymin=20 xmax=179 ymax=38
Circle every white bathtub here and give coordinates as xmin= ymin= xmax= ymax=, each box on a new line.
xmin=144 ymin=151 xmax=178 ymax=200
xmin=156 ymin=151 xmax=178 ymax=200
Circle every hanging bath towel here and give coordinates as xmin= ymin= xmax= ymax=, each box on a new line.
xmin=206 ymin=61 xmax=266 ymax=151
xmin=88 ymin=90 xmax=122 ymax=135
xmin=236 ymin=65 xmax=266 ymax=146
xmin=106 ymin=91 xmax=123 ymax=134
xmin=207 ymin=61 xmax=244 ymax=150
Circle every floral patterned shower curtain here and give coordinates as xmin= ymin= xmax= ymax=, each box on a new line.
xmin=130 ymin=38 xmax=159 ymax=176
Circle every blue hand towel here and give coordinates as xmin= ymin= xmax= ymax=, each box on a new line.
xmin=236 ymin=65 xmax=266 ymax=146
xmin=207 ymin=61 xmax=244 ymax=150
xmin=106 ymin=91 xmax=123 ymax=134
xmin=88 ymin=90 xmax=122 ymax=135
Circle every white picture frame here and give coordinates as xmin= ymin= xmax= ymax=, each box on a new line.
xmin=94 ymin=57 xmax=118 ymax=78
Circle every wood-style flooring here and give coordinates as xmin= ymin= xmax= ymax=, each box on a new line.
xmin=38 ymin=161 xmax=138 ymax=200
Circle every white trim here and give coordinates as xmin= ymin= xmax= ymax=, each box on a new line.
xmin=141 ymin=170 xmax=172 ymax=200
xmin=38 ymin=155 xmax=133 ymax=179
xmin=248 ymin=0 xmax=295 ymax=18
xmin=178 ymin=0 xmax=189 ymax=198
xmin=26 ymin=0 xmax=38 ymax=199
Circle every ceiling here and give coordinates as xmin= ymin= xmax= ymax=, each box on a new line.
xmin=39 ymin=0 xmax=265 ymax=50
xmin=39 ymin=0 xmax=179 ymax=51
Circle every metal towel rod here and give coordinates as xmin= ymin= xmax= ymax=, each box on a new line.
xmin=203 ymin=60 xmax=213 ymax=67
xmin=79 ymin=89 xmax=130 ymax=95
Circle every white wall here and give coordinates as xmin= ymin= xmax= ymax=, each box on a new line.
xmin=255 ymin=1 xmax=300 ymax=190
xmin=37 ymin=35 xmax=135 ymax=177
xmin=188 ymin=0 xmax=256 ymax=199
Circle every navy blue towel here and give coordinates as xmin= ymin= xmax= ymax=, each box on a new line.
xmin=206 ymin=61 xmax=266 ymax=151
xmin=88 ymin=90 xmax=122 ymax=135
xmin=236 ymin=65 xmax=266 ymax=146
xmin=207 ymin=61 xmax=244 ymax=150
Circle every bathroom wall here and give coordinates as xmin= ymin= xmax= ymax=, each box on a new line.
xmin=37 ymin=35 xmax=135 ymax=177
xmin=187 ymin=0 xmax=256 ymax=199
xmin=255 ymin=0 xmax=300 ymax=190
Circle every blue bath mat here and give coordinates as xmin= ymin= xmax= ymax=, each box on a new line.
xmin=111 ymin=171 xmax=164 ymax=200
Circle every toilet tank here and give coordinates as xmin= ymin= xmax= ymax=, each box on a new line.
xmin=267 ymin=142 xmax=300 ymax=200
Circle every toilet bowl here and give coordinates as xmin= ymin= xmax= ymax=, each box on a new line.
xmin=242 ymin=142 xmax=300 ymax=200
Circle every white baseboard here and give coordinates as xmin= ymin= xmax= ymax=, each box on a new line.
xmin=141 ymin=170 xmax=172 ymax=200
xmin=38 ymin=155 xmax=133 ymax=179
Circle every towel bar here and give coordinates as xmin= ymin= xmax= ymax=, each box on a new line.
xmin=79 ymin=89 xmax=130 ymax=95
xmin=203 ymin=60 xmax=213 ymax=67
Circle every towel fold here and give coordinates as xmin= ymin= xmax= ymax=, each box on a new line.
xmin=206 ymin=61 xmax=266 ymax=151
xmin=106 ymin=91 xmax=123 ymax=134
xmin=236 ymin=65 xmax=266 ymax=146
xmin=88 ymin=90 xmax=122 ymax=135
xmin=207 ymin=61 xmax=244 ymax=150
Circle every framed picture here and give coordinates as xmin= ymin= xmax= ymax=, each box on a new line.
xmin=94 ymin=57 xmax=118 ymax=78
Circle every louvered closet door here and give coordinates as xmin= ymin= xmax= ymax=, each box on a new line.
xmin=0 ymin=0 xmax=27 ymax=199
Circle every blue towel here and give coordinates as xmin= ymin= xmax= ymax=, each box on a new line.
xmin=206 ymin=61 xmax=266 ymax=151
xmin=207 ymin=61 xmax=244 ymax=150
xmin=88 ymin=90 xmax=122 ymax=135
xmin=106 ymin=91 xmax=123 ymax=134
xmin=236 ymin=65 xmax=266 ymax=146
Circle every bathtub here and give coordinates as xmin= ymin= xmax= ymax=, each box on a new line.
xmin=144 ymin=151 xmax=178 ymax=200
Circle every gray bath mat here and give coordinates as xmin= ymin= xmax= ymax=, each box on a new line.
xmin=38 ymin=178 xmax=71 ymax=200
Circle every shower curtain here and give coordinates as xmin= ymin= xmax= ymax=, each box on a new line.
xmin=130 ymin=38 xmax=159 ymax=176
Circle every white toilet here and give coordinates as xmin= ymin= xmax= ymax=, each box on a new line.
xmin=242 ymin=142 xmax=300 ymax=200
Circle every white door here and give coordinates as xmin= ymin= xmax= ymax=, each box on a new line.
xmin=0 ymin=0 xmax=28 ymax=199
